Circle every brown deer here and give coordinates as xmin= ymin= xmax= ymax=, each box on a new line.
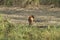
xmin=28 ymin=15 xmax=34 ymax=25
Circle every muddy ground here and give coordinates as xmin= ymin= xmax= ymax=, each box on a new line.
xmin=0 ymin=7 xmax=60 ymax=26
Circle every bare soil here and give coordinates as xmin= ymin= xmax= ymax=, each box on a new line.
xmin=0 ymin=7 xmax=60 ymax=26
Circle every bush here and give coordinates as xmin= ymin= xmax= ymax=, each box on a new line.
xmin=0 ymin=0 xmax=60 ymax=7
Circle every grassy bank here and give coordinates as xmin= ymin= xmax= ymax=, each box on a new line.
xmin=0 ymin=15 xmax=60 ymax=40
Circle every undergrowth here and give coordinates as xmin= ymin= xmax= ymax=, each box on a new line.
xmin=0 ymin=15 xmax=60 ymax=40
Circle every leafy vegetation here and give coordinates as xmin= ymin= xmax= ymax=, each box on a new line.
xmin=0 ymin=15 xmax=60 ymax=40
xmin=0 ymin=0 xmax=60 ymax=7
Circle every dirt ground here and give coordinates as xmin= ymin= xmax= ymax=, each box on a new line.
xmin=0 ymin=7 xmax=60 ymax=26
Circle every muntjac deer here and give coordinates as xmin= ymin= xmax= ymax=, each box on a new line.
xmin=28 ymin=15 xmax=34 ymax=25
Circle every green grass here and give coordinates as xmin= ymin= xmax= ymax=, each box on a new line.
xmin=0 ymin=15 xmax=60 ymax=40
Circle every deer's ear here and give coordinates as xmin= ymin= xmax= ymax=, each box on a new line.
xmin=28 ymin=16 xmax=30 ymax=17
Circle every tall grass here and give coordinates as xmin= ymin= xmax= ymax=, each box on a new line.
xmin=0 ymin=15 xmax=60 ymax=40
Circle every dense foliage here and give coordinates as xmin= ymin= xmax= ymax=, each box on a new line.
xmin=0 ymin=0 xmax=60 ymax=7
